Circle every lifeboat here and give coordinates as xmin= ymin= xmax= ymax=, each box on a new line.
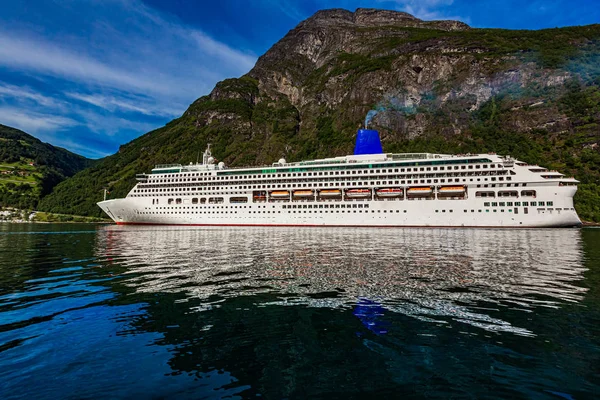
xmin=345 ymin=189 xmax=371 ymax=199
xmin=319 ymin=189 xmax=342 ymax=198
xmin=407 ymin=187 xmax=433 ymax=196
xmin=270 ymin=190 xmax=290 ymax=199
xmin=438 ymin=186 xmax=466 ymax=195
xmin=293 ymin=190 xmax=314 ymax=198
xmin=376 ymin=188 xmax=403 ymax=198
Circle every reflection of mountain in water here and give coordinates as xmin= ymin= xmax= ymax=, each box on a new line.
xmin=96 ymin=226 xmax=586 ymax=336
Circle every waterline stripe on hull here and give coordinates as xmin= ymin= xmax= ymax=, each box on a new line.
xmin=115 ymin=222 xmax=580 ymax=228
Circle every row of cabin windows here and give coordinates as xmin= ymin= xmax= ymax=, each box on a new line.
xmin=139 ymin=209 xmax=412 ymax=215
xmin=147 ymin=200 xmax=557 ymax=209
xmin=475 ymin=190 xmax=535 ymax=198
xmin=483 ymin=201 xmax=553 ymax=207
xmin=282 ymin=203 xmax=369 ymax=209
xmin=148 ymin=163 xmax=502 ymax=181
xmin=140 ymin=170 xmax=512 ymax=187
xmin=285 ymin=209 xmax=405 ymax=214
xmin=138 ymin=207 xmax=570 ymax=216
xmin=132 ymin=177 xmax=514 ymax=196
xmin=145 ymin=168 xmax=509 ymax=184
xmin=136 ymin=177 xmax=524 ymax=194
xmin=136 ymin=181 xmax=532 ymax=200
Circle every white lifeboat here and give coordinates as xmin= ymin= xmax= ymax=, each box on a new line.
xmin=376 ymin=188 xmax=403 ymax=198
xmin=407 ymin=187 xmax=433 ymax=196
xmin=319 ymin=189 xmax=342 ymax=198
xmin=270 ymin=190 xmax=290 ymax=199
xmin=438 ymin=186 xmax=466 ymax=195
xmin=346 ymin=189 xmax=371 ymax=199
xmin=293 ymin=190 xmax=314 ymax=198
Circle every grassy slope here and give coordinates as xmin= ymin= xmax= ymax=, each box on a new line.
xmin=0 ymin=124 xmax=94 ymax=209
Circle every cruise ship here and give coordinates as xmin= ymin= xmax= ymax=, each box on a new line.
xmin=97 ymin=129 xmax=582 ymax=228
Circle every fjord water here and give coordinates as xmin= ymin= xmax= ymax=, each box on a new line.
xmin=0 ymin=224 xmax=599 ymax=399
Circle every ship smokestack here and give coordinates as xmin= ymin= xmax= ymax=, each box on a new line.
xmin=354 ymin=129 xmax=383 ymax=155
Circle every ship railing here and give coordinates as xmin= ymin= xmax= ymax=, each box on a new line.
xmin=154 ymin=163 xmax=183 ymax=169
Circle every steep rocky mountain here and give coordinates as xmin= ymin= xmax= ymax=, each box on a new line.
xmin=40 ymin=8 xmax=600 ymax=220
xmin=0 ymin=124 xmax=94 ymax=209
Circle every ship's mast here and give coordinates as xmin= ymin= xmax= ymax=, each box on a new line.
xmin=202 ymin=144 xmax=212 ymax=165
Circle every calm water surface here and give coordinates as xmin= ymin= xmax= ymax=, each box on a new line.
xmin=0 ymin=224 xmax=599 ymax=399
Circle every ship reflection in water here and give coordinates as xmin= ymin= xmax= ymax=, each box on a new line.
xmin=97 ymin=226 xmax=587 ymax=337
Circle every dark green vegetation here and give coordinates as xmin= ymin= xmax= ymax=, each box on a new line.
xmin=0 ymin=124 xmax=93 ymax=210
xmin=37 ymin=9 xmax=600 ymax=221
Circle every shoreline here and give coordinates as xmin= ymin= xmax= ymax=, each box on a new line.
xmin=0 ymin=208 xmax=111 ymax=224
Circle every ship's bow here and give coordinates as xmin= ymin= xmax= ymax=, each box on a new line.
xmin=97 ymin=198 xmax=132 ymax=224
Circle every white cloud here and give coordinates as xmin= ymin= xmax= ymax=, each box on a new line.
xmin=75 ymin=109 xmax=159 ymax=137
xmin=0 ymin=0 xmax=259 ymax=158
xmin=0 ymin=23 xmax=253 ymax=102
xmin=0 ymin=82 xmax=63 ymax=108
xmin=64 ymin=92 xmax=181 ymax=117
xmin=260 ymin=0 xmax=308 ymax=22
xmin=0 ymin=107 xmax=78 ymax=134
xmin=379 ymin=0 xmax=467 ymax=22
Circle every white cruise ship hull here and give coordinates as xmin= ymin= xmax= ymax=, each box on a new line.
xmin=98 ymin=193 xmax=581 ymax=228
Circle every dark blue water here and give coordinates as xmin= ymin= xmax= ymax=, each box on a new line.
xmin=1 ymin=224 xmax=599 ymax=399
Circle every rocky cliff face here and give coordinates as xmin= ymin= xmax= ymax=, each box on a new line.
xmin=40 ymin=8 xmax=600 ymax=220
xmin=182 ymin=8 xmax=599 ymax=160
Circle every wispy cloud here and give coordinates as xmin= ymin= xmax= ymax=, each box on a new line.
xmin=0 ymin=2 xmax=256 ymax=100
xmin=74 ymin=109 xmax=159 ymax=138
xmin=0 ymin=107 xmax=78 ymax=134
xmin=65 ymin=92 xmax=181 ymax=117
xmin=379 ymin=0 xmax=468 ymax=22
xmin=260 ymin=0 xmax=309 ymax=21
xmin=0 ymin=83 xmax=65 ymax=110
xmin=0 ymin=0 xmax=258 ymax=158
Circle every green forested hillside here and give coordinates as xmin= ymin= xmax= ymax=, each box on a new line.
xmin=38 ymin=9 xmax=600 ymax=221
xmin=0 ymin=124 xmax=94 ymax=209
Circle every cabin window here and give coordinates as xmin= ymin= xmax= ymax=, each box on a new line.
xmin=521 ymin=190 xmax=536 ymax=197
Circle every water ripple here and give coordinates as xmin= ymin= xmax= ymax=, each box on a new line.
xmin=1 ymin=224 xmax=597 ymax=399
xmin=96 ymin=226 xmax=587 ymax=336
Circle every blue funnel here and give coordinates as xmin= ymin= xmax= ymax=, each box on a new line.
xmin=354 ymin=129 xmax=383 ymax=155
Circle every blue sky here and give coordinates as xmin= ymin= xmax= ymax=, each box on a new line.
xmin=0 ymin=0 xmax=598 ymax=158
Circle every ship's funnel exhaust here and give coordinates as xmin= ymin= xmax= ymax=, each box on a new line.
xmin=354 ymin=129 xmax=383 ymax=155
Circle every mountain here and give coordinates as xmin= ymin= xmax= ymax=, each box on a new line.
xmin=0 ymin=124 xmax=94 ymax=209
xmin=39 ymin=8 xmax=600 ymax=221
